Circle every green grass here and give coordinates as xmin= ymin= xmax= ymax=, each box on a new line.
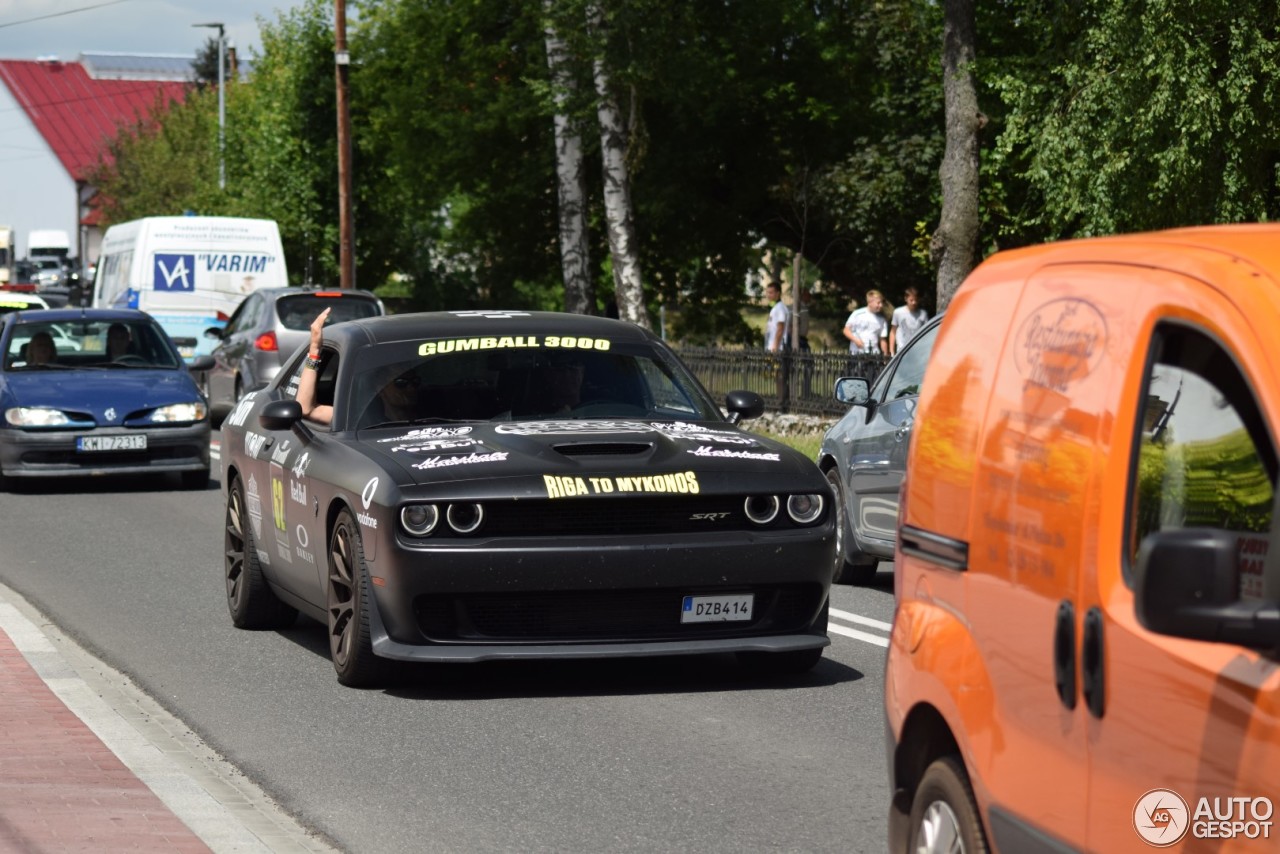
xmin=759 ymin=432 xmax=824 ymax=460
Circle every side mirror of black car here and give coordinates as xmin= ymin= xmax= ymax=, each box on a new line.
xmin=724 ymin=390 xmax=765 ymax=424
xmin=834 ymin=376 xmax=870 ymax=406
xmin=259 ymin=399 xmax=304 ymax=431
xmin=187 ymin=354 xmax=216 ymax=372
xmin=1134 ymin=527 xmax=1280 ymax=650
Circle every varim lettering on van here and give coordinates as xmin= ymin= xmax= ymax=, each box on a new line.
xmin=199 ymin=253 xmax=274 ymax=275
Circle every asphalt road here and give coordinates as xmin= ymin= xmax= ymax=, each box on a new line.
xmin=0 ymin=458 xmax=896 ymax=853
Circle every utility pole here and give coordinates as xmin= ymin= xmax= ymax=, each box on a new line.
xmin=335 ymin=0 xmax=354 ymax=288
xmin=193 ymin=22 xmax=225 ymax=190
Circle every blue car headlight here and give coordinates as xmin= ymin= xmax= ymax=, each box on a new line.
xmin=5 ymin=407 xmax=73 ymax=427
xmin=149 ymin=402 xmax=208 ymax=423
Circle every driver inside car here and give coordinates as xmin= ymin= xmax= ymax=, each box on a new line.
xmin=106 ymin=323 xmax=132 ymax=360
xmin=529 ymin=355 xmax=585 ymax=416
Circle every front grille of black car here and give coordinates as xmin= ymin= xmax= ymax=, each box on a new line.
xmin=485 ymin=495 xmax=748 ymax=536
xmin=408 ymin=495 xmax=824 ymax=539
xmin=413 ymin=584 xmax=823 ymax=642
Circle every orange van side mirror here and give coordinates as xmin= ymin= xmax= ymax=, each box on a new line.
xmin=1134 ymin=528 xmax=1280 ymax=650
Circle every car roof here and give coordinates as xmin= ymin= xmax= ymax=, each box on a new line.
xmin=6 ymin=307 xmax=153 ymax=324
xmin=320 ymin=310 xmax=660 ymax=349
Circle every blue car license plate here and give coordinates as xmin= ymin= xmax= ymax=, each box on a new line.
xmin=77 ymin=435 xmax=147 ymax=452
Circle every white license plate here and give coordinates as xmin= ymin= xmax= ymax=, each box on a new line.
xmin=178 ymin=345 xmax=196 ymax=358
xmin=681 ymin=594 xmax=753 ymax=623
xmin=77 ymin=435 xmax=147 ymax=452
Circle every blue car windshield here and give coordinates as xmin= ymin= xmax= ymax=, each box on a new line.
xmin=5 ymin=319 xmax=182 ymax=371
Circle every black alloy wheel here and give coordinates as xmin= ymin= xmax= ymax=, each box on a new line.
xmin=224 ymin=475 xmax=297 ymax=629
xmin=327 ymin=510 xmax=390 ymax=687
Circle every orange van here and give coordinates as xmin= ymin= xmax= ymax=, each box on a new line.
xmin=885 ymin=224 xmax=1280 ymax=852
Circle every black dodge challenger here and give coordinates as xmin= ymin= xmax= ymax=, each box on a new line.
xmin=220 ymin=310 xmax=835 ymax=686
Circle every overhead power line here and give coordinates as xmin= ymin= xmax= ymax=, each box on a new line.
xmin=0 ymin=0 xmax=133 ymax=31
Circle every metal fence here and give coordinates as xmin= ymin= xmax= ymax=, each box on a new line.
xmin=673 ymin=346 xmax=890 ymax=417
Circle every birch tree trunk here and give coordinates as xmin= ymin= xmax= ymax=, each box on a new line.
xmin=544 ymin=3 xmax=594 ymax=315
xmin=587 ymin=3 xmax=651 ymax=329
xmin=931 ymin=0 xmax=982 ymax=311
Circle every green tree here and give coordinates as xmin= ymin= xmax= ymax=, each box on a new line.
xmin=988 ymin=0 xmax=1280 ymax=239
xmin=221 ymin=0 xmax=342 ymax=284
xmin=90 ymin=89 xmax=217 ymax=223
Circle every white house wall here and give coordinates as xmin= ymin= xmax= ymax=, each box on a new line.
xmin=0 ymin=80 xmax=78 ymax=261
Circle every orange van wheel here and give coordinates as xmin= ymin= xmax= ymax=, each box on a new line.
xmin=908 ymin=756 xmax=988 ymax=854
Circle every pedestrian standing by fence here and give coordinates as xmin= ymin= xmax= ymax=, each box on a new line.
xmin=764 ymin=283 xmax=789 ymax=352
xmin=762 ymin=283 xmax=791 ymax=408
xmin=889 ymin=287 xmax=929 ymax=355
xmin=843 ymin=289 xmax=889 ymax=356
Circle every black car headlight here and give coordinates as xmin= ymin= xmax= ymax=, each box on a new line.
xmin=786 ymin=493 xmax=825 ymax=525
xmin=400 ymin=503 xmax=440 ymax=537
xmin=446 ymin=502 xmax=485 ymax=534
xmin=744 ymin=495 xmax=780 ymax=525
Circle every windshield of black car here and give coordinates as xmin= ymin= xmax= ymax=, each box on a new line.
xmin=4 ymin=319 xmax=183 ymax=370
xmin=276 ymin=294 xmax=381 ymax=330
xmin=349 ymin=342 xmax=719 ymax=428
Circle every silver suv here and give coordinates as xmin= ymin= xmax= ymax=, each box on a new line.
xmin=202 ymin=286 xmax=385 ymax=421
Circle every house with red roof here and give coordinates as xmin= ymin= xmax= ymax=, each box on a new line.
xmin=0 ymin=54 xmax=189 ymax=272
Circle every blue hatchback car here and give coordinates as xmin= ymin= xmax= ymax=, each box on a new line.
xmin=0 ymin=308 xmax=213 ymax=489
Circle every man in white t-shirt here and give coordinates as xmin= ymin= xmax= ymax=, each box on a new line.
xmin=843 ymin=289 xmax=889 ymax=355
xmin=764 ymin=283 xmax=789 ymax=352
xmin=890 ymin=287 xmax=929 ymax=354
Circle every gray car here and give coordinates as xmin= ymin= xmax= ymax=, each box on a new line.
xmin=202 ymin=286 xmax=384 ymax=420
xmin=816 ymin=312 xmax=943 ymax=584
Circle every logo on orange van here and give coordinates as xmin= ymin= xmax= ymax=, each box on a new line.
xmin=1014 ymin=298 xmax=1107 ymax=392
xmin=1134 ymin=789 xmax=1189 ymax=846
xmin=1134 ymin=789 xmax=1274 ymax=846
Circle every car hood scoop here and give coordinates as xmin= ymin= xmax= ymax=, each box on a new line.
xmin=552 ymin=441 xmax=654 ymax=457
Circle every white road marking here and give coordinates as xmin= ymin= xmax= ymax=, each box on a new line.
xmin=826 ymin=621 xmax=890 ymax=648
xmin=829 ymin=607 xmax=891 ymax=632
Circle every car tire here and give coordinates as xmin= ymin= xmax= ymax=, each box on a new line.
xmin=224 ymin=476 xmax=298 ymax=630
xmin=908 ymin=756 xmax=989 ymax=854
xmin=825 ymin=467 xmax=879 ymax=585
xmin=327 ymin=509 xmax=391 ymax=688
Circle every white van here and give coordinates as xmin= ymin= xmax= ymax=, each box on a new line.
xmin=92 ymin=216 xmax=289 ymax=360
